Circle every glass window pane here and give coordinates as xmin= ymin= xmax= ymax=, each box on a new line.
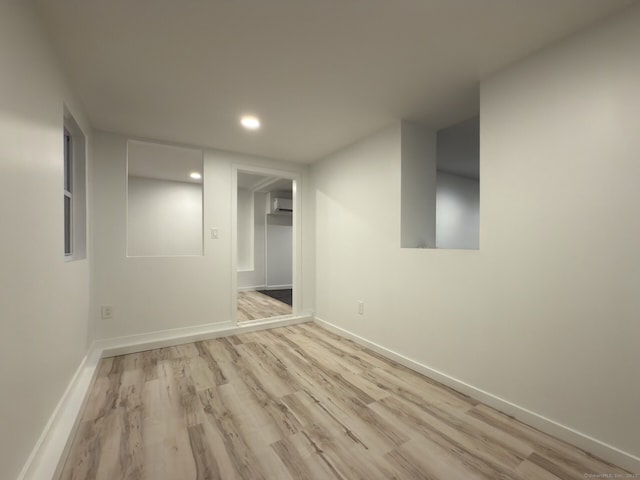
xmin=64 ymin=195 xmax=72 ymax=255
xmin=64 ymin=131 xmax=72 ymax=192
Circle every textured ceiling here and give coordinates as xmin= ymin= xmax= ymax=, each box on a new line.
xmin=36 ymin=0 xmax=637 ymax=163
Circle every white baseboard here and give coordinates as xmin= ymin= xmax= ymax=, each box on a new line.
xmin=237 ymin=285 xmax=265 ymax=292
xmin=264 ymin=284 xmax=292 ymax=290
xmin=99 ymin=314 xmax=312 ymax=357
xmin=237 ymin=285 xmax=293 ymax=292
xmin=27 ymin=313 xmax=636 ymax=478
xmin=18 ymin=314 xmax=313 ymax=480
xmin=314 ymin=316 xmax=640 ymax=474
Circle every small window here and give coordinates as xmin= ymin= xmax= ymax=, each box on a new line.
xmin=126 ymin=140 xmax=203 ymax=257
xmin=63 ymin=129 xmax=73 ymax=255
xmin=63 ymin=108 xmax=87 ymax=260
xmin=400 ymin=115 xmax=480 ymax=250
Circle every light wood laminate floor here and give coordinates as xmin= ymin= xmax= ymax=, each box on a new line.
xmin=58 ymin=323 xmax=630 ymax=480
xmin=237 ymin=290 xmax=292 ymax=322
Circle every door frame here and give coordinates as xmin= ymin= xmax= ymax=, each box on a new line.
xmin=231 ymin=164 xmax=302 ymax=324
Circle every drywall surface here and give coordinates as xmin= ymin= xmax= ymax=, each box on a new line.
xmin=0 ymin=2 xmax=91 ymax=478
xmin=237 ymin=187 xmax=254 ymax=271
xmin=91 ymin=131 xmax=314 ymax=339
xmin=436 ymin=172 xmax=480 ymax=249
xmin=400 ymin=121 xmax=437 ymax=248
xmin=314 ymin=3 xmax=640 ymax=463
xmin=266 ymin=214 xmax=293 ymax=287
xmin=127 ymin=176 xmax=203 ymax=256
xmin=238 ymin=191 xmax=267 ymax=289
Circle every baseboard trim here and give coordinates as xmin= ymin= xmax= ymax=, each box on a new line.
xmin=263 ymin=284 xmax=292 ymax=290
xmin=237 ymin=285 xmax=293 ymax=292
xmin=17 ymin=346 xmax=102 ymax=480
xmin=314 ymin=316 xmax=640 ymax=474
xmin=99 ymin=314 xmax=312 ymax=357
xmin=18 ymin=314 xmax=314 ymax=480
xmin=237 ymin=285 xmax=265 ymax=292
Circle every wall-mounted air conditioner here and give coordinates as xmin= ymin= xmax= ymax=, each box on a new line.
xmin=271 ymin=197 xmax=293 ymax=214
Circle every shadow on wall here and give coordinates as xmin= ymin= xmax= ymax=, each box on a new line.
xmin=436 ymin=116 xmax=479 ymax=250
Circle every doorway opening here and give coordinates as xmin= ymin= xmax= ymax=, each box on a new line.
xmin=233 ymin=167 xmax=298 ymax=323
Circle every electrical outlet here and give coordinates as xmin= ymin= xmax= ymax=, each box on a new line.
xmin=101 ymin=305 xmax=113 ymax=320
xmin=357 ymin=300 xmax=364 ymax=315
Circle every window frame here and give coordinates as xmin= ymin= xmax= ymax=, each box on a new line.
xmin=63 ymin=107 xmax=87 ymax=261
xmin=64 ymin=128 xmax=73 ymax=256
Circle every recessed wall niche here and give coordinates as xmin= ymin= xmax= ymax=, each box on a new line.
xmin=400 ymin=116 xmax=479 ymax=250
xmin=127 ymin=140 xmax=204 ymax=257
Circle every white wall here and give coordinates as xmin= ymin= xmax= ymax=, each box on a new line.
xmin=400 ymin=121 xmax=437 ymax=248
xmin=266 ymin=214 xmax=293 ymax=288
xmin=314 ymin=2 xmax=640 ymax=467
xmin=91 ymin=131 xmax=314 ymax=339
xmin=236 ymin=187 xmax=254 ymax=270
xmin=436 ymin=172 xmax=480 ymax=249
xmin=237 ymin=191 xmax=267 ymax=289
xmin=0 ymin=3 xmax=91 ymax=478
xmin=127 ymin=176 xmax=203 ymax=257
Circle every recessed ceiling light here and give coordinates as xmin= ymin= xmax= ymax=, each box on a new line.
xmin=240 ymin=115 xmax=261 ymax=130
xmin=190 ymin=172 xmax=202 ymax=180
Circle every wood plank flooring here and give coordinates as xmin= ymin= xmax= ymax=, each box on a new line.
xmin=237 ymin=290 xmax=292 ymax=322
xmin=57 ymin=323 xmax=631 ymax=480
